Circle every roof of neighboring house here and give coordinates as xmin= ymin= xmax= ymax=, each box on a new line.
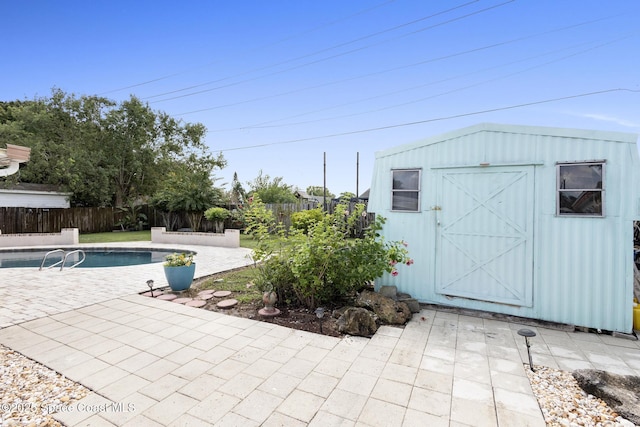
xmin=0 ymin=182 xmax=69 ymax=194
xmin=295 ymin=190 xmax=325 ymax=204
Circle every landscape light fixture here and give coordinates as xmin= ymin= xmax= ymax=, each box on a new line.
xmin=146 ymin=279 xmax=155 ymax=295
xmin=315 ymin=307 xmax=325 ymax=334
xmin=517 ymin=328 xmax=537 ymax=372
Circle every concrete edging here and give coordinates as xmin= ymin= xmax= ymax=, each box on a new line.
xmin=151 ymin=227 xmax=240 ymax=248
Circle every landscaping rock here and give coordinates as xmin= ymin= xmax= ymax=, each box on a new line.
xmin=356 ymin=290 xmax=412 ymax=325
xmin=397 ymin=296 xmax=421 ymax=313
xmin=336 ymin=307 xmax=378 ymax=337
xmin=378 ymin=285 xmax=398 ymax=299
xmin=572 ymin=369 xmax=640 ymax=425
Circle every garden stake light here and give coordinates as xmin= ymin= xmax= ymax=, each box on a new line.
xmin=517 ymin=328 xmax=537 ymax=372
xmin=146 ymin=280 xmax=155 ymax=295
xmin=315 ymin=307 xmax=325 ymax=334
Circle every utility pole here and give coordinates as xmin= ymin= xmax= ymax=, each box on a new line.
xmin=323 ymin=152 xmax=327 ymax=211
xmin=356 ymin=152 xmax=359 ymax=200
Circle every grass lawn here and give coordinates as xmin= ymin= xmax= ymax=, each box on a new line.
xmin=197 ymin=266 xmax=261 ymax=304
xmin=79 ymin=230 xmax=151 ymax=243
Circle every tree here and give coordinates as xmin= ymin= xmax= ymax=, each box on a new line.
xmin=150 ymin=160 xmax=225 ymax=231
xmin=229 ymin=172 xmax=246 ymax=206
xmin=247 ymin=170 xmax=297 ymax=203
xmin=0 ymin=92 xmax=115 ymax=205
xmin=306 ymin=185 xmax=335 ymax=199
xmin=338 ymin=191 xmax=356 ymax=201
xmin=102 ymin=96 xmax=158 ymax=207
xmin=0 ymin=89 xmax=223 ymax=208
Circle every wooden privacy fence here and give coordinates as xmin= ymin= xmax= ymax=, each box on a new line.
xmin=0 ymin=201 xmax=372 ymax=234
xmin=0 ymin=207 xmax=119 ymax=234
xmin=265 ymin=201 xmax=373 ymax=235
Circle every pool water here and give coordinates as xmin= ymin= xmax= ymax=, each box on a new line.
xmin=0 ymin=249 xmax=186 ymax=269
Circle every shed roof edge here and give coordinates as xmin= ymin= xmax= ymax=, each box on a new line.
xmin=374 ymin=123 xmax=639 ymax=158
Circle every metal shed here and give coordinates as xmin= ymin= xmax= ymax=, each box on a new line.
xmin=368 ymin=123 xmax=640 ymax=333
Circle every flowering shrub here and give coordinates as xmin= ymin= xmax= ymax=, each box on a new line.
xmin=386 ymin=240 xmax=413 ymax=276
xmin=163 ymin=252 xmax=194 ymax=267
xmin=247 ymin=202 xmax=413 ymax=309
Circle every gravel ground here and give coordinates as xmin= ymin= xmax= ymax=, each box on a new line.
xmin=0 ymin=343 xmax=637 ymax=426
xmin=0 ymin=344 xmax=89 ymax=426
xmin=524 ymin=364 xmax=636 ymax=427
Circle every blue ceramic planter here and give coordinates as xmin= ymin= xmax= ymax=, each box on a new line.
xmin=164 ymin=263 xmax=196 ymax=291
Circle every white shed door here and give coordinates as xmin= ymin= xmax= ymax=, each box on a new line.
xmin=435 ymin=166 xmax=534 ymax=306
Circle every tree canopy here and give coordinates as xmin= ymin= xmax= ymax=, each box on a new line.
xmin=306 ymin=185 xmax=335 ymax=199
xmin=0 ymin=89 xmax=225 ymax=207
xmin=247 ymin=170 xmax=297 ymax=204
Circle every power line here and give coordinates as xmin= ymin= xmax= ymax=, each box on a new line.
xmin=148 ymin=1 xmax=514 ymax=103
xmin=98 ymin=0 xmax=397 ymax=95
xmin=179 ymin=14 xmax=619 ymax=119
xmin=144 ymin=0 xmax=480 ymax=101
xmin=214 ymin=35 xmax=632 ymax=131
xmin=143 ymin=1 xmax=480 ymax=101
xmin=214 ymin=88 xmax=640 ymax=152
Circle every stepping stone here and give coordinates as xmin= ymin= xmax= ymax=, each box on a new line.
xmin=156 ymin=294 xmax=177 ymax=301
xmin=213 ymin=290 xmax=232 ymax=298
xmin=258 ymin=307 xmax=281 ymax=317
xmin=173 ymin=297 xmax=193 ymax=304
xmin=186 ymin=300 xmax=207 ymax=308
xmin=217 ymin=299 xmax=238 ymax=309
xmin=198 ymin=294 xmax=215 ymax=301
xmin=198 ymin=290 xmax=215 ymax=297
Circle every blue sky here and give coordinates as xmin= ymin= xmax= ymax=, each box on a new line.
xmin=3 ymin=0 xmax=640 ymax=196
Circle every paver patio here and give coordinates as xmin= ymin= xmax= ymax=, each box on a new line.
xmin=1 ymin=243 xmax=639 ymax=426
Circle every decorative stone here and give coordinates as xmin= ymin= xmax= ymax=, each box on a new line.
xmin=213 ymin=290 xmax=232 ymax=298
xmin=336 ymin=307 xmax=378 ymax=337
xmin=156 ymin=294 xmax=177 ymax=301
xmin=198 ymin=290 xmax=215 ymax=297
xmin=355 ymin=290 xmax=412 ymax=324
xmin=572 ymin=370 xmax=640 ymax=425
xmin=217 ymin=298 xmax=238 ymax=308
xmin=379 ymin=285 xmax=398 ymax=299
xmin=186 ymin=300 xmax=207 ymax=308
xmin=173 ymin=297 xmax=193 ymax=304
xmin=262 ymin=291 xmax=277 ymax=311
xmin=198 ymin=294 xmax=214 ymax=300
xmin=526 ymin=365 xmax=636 ymax=426
xmin=397 ymin=297 xmax=421 ymax=313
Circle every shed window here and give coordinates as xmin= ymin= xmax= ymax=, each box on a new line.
xmin=392 ymin=169 xmax=420 ymax=211
xmin=557 ymin=161 xmax=605 ymax=216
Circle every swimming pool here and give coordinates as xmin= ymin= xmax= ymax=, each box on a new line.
xmin=0 ymin=248 xmax=195 ymax=269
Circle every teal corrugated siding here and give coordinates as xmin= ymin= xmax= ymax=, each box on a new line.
xmin=368 ymin=123 xmax=640 ymax=332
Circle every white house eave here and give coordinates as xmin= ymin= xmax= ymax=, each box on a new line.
xmin=0 ymin=189 xmax=72 ymax=197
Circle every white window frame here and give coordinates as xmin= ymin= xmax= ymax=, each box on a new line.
xmin=556 ymin=160 xmax=605 ymax=217
xmin=391 ymin=169 xmax=421 ymax=212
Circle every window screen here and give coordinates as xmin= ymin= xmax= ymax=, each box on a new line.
xmin=557 ymin=162 xmax=604 ymax=216
xmin=392 ymin=169 xmax=420 ymax=211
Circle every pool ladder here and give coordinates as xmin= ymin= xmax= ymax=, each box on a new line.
xmin=39 ymin=249 xmax=86 ymax=271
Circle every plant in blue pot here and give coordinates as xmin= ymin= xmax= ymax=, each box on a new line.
xmin=163 ymin=252 xmax=196 ymax=292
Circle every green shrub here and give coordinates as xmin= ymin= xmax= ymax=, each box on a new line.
xmin=204 ymin=207 xmax=230 ymax=221
xmin=291 ymin=208 xmax=324 ymax=234
xmin=249 ymin=202 xmax=413 ymax=309
xmin=244 ymin=195 xmax=277 ymax=238
xmin=204 ymin=207 xmax=230 ymax=233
